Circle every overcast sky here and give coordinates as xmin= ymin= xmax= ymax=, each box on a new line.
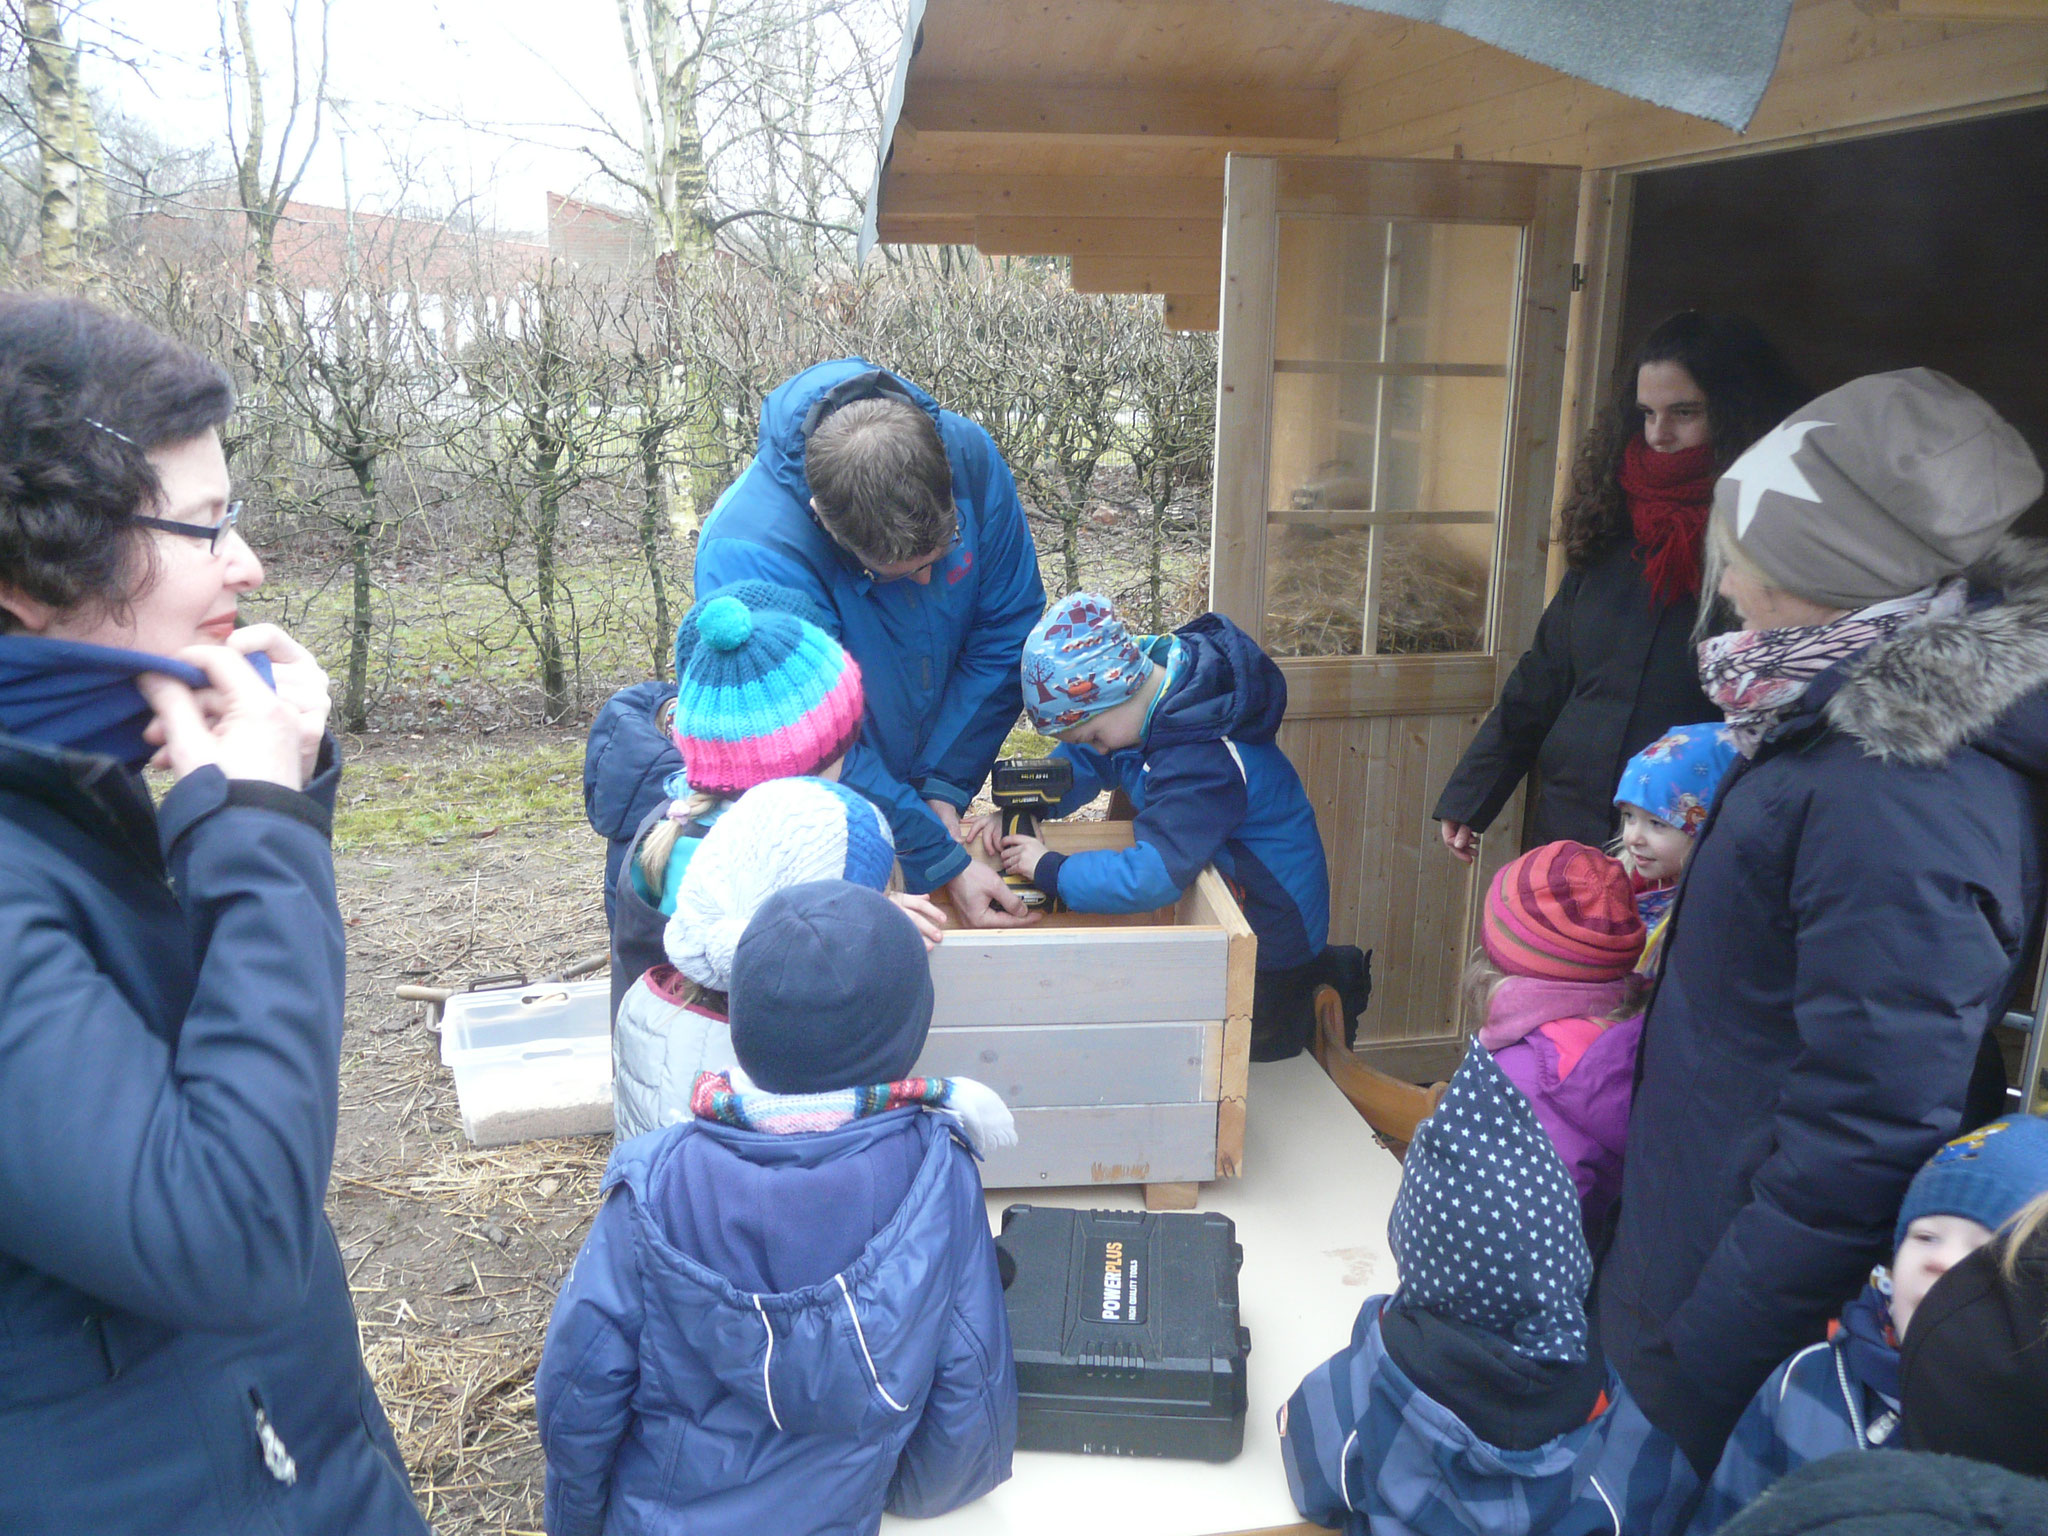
xmin=79 ymin=0 xmax=663 ymax=234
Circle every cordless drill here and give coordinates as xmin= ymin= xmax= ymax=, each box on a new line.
xmin=990 ymin=756 xmax=1074 ymax=909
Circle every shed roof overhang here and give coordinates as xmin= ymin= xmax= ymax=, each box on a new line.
xmin=861 ymin=0 xmax=2048 ymax=329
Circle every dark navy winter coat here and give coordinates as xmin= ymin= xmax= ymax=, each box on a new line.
xmin=693 ymin=360 xmax=1046 ymax=894
xmin=0 ymin=733 xmax=426 ymax=1535
xmin=1598 ymin=542 xmax=2048 ymax=1478
xmin=585 ymin=677 xmax=679 ymax=926
xmin=1034 ymin=613 xmax=1330 ymax=970
xmin=537 ymin=1108 xmax=1016 ymax=1536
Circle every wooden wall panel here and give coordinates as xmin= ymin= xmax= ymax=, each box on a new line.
xmin=914 ymin=1021 xmax=1213 ymax=1107
xmin=977 ymin=1102 xmax=1221 ymax=1189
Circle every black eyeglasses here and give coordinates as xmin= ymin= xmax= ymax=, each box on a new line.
xmin=133 ymin=501 xmax=243 ymax=556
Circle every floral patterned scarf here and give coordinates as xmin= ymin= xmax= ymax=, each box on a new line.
xmin=1697 ymin=582 xmax=1964 ymax=756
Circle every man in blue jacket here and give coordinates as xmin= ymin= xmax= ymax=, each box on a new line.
xmin=693 ymin=359 xmax=1046 ymax=927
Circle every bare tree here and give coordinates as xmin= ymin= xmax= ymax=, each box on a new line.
xmin=22 ymin=0 xmax=105 ymax=272
xmin=1124 ymin=326 xmax=1216 ymax=629
xmin=220 ymin=0 xmax=329 ymax=290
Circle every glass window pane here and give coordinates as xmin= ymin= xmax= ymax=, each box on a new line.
xmin=1264 ymin=215 xmax=1521 ymax=658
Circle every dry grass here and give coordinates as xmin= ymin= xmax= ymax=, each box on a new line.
xmin=1263 ymin=528 xmax=1484 ymax=658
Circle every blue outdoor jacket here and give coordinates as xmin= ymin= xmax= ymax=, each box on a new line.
xmin=1034 ymin=613 xmax=1331 ymax=970
xmin=0 ymin=732 xmax=426 ymax=1535
xmin=537 ymin=1108 xmax=1016 ymax=1536
xmin=586 ymin=678 xmax=679 ymax=927
xmin=1283 ymin=1296 xmax=1698 ymax=1536
xmin=693 ymin=359 xmax=1046 ymax=893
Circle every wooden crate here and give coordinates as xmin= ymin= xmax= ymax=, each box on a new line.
xmin=918 ymin=821 xmax=1256 ymax=1209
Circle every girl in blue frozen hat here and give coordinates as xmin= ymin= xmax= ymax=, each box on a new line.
xmin=1612 ymin=722 xmax=1739 ymax=973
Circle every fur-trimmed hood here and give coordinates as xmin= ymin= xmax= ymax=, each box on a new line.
xmin=1826 ymin=536 xmax=2048 ymax=771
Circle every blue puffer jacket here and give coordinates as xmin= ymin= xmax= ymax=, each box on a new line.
xmin=585 ymin=678 xmax=679 ymax=926
xmin=536 ymin=1108 xmax=1016 ymax=1536
xmin=1034 ymin=613 xmax=1330 ymax=970
xmin=693 ymin=359 xmax=1046 ymax=893
xmin=1282 ymin=1296 xmax=1697 ymax=1536
xmin=1691 ymin=1287 xmax=1901 ymax=1534
xmin=0 ymin=733 xmax=426 ymax=1535
xmin=1598 ymin=541 xmax=2048 ymax=1477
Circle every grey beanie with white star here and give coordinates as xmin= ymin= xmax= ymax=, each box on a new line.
xmin=1713 ymin=368 xmax=2042 ymax=609
xmin=1388 ymin=1041 xmax=1592 ymax=1363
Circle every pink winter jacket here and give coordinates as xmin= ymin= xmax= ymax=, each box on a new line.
xmin=1481 ymin=975 xmax=1644 ymax=1234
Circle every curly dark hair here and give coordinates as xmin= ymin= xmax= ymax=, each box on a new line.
xmin=0 ymin=294 xmax=235 ymax=632
xmin=1556 ymin=311 xmax=1809 ymax=569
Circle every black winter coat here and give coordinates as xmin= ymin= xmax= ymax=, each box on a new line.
xmin=1596 ymin=541 xmax=2048 ymax=1479
xmin=1433 ymin=539 xmax=1711 ymax=847
xmin=0 ymin=734 xmax=427 ymax=1534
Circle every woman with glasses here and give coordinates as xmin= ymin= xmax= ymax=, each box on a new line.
xmin=0 ymin=295 xmax=428 ymax=1534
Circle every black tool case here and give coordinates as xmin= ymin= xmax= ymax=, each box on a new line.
xmin=995 ymin=1205 xmax=1250 ymax=1461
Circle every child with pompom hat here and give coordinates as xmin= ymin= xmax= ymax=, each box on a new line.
xmin=1471 ymin=840 xmax=1648 ymax=1239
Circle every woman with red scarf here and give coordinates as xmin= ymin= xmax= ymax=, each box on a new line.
xmin=1434 ymin=311 xmax=1808 ymax=856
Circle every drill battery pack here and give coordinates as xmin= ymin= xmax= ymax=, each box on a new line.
xmin=995 ymin=1205 xmax=1251 ymax=1462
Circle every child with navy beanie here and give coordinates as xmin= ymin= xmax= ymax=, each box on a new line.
xmin=988 ymin=592 xmax=1368 ymax=1060
xmin=1694 ymin=1116 xmax=2048 ymax=1533
xmin=1281 ymin=1040 xmax=1696 ymax=1535
xmin=540 ymin=881 xmax=1017 ymax=1536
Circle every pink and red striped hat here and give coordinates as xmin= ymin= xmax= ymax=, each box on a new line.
xmin=1482 ymin=841 xmax=1645 ymax=982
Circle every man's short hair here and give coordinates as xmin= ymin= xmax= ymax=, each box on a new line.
xmin=803 ymin=398 xmax=954 ymax=567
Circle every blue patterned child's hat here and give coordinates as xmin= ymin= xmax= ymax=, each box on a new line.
xmin=1614 ymin=721 xmax=1740 ymax=836
xmin=1020 ymin=592 xmax=1155 ymax=732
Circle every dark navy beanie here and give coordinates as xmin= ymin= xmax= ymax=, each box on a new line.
xmin=1388 ymin=1040 xmax=1593 ymax=1363
xmin=728 ymin=879 xmax=934 ymax=1094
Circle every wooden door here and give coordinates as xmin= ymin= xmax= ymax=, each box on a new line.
xmin=1211 ymin=154 xmax=1579 ymax=1079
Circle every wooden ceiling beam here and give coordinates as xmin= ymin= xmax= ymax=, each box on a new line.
xmin=1069 ymin=254 xmax=1221 ymax=295
xmin=872 ymin=213 xmax=978 ymax=245
xmin=883 ymin=172 xmax=1225 ymax=220
xmin=1163 ymin=292 xmax=1220 ymax=332
xmin=974 ymin=215 xmax=1222 ymax=258
xmin=899 ymin=80 xmax=1340 ymax=146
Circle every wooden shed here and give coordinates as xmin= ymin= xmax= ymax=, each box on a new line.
xmin=863 ymin=0 xmax=2048 ymax=1079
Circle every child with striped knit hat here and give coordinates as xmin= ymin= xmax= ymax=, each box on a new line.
xmin=1468 ymin=841 xmax=1648 ymax=1239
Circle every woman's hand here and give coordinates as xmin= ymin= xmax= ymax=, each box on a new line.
xmin=1000 ymin=833 xmax=1049 ymax=882
xmin=1439 ymin=819 xmax=1478 ymax=864
xmin=888 ymin=891 xmax=950 ymax=950
xmin=138 ymin=646 xmax=308 ymax=789
xmin=228 ymin=623 xmax=331 ymax=780
xmin=957 ymin=811 xmax=1004 ymax=859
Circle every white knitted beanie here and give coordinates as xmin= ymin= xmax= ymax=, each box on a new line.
xmin=665 ymin=776 xmax=896 ymax=991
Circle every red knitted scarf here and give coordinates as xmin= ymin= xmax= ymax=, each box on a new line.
xmin=1619 ymin=435 xmax=1716 ymax=609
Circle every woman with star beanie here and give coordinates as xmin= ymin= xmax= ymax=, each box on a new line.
xmin=1597 ymin=369 xmax=2048 ymax=1481
xmin=1435 ymin=312 xmax=1807 ymax=856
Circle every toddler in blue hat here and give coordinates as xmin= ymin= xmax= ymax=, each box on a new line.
xmin=1612 ymin=721 xmax=1739 ymax=972
xmin=1693 ymin=1115 xmax=2048 ymax=1532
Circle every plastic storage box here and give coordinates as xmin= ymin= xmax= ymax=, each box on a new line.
xmin=995 ymin=1205 xmax=1251 ymax=1461
xmin=439 ymin=979 xmax=613 ymax=1146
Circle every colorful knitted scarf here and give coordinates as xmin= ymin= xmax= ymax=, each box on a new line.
xmin=689 ymin=1070 xmax=1016 ymax=1157
xmin=1619 ymin=436 xmax=1716 ymax=609
xmin=1697 ymin=582 xmax=1963 ymax=756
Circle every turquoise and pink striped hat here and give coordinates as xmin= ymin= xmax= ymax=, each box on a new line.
xmin=1482 ymin=841 xmax=1644 ymax=982
xmin=674 ymin=594 xmax=864 ymax=797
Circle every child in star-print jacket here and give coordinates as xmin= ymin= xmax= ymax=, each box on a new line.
xmin=1280 ymin=1042 xmax=1699 ymax=1536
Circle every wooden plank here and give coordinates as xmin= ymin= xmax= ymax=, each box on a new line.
xmin=1278 ymin=654 xmax=1500 ymax=719
xmin=1144 ymin=1181 xmax=1201 ymax=1210
xmin=1042 ymin=819 xmax=1136 ymax=853
xmin=1355 ymin=1035 xmax=1467 ymax=1083
xmin=974 ymin=214 xmax=1222 ymax=257
xmin=1070 ymin=254 xmax=1221 ymax=295
xmin=929 ymin=928 xmax=1229 ymax=1026
xmin=1201 ymin=1019 xmax=1224 ymax=1098
xmin=1274 ymin=155 xmax=1545 ymax=222
xmin=1211 ymin=154 xmax=1280 ymax=633
xmin=1215 ymin=1095 xmax=1247 ymax=1179
xmin=900 ymin=80 xmax=1340 ymax=146
xmin=882 ymin=172 xmax=1225 ymax=220
xmin=1164 ymin=290 xmax=1220 ymax=332
xmin=1883 ymin=0 xmax=2048 ymax=17
xmin=913 ymin=1021 xmax=1214 ymax=1108
xmin=978 ymin=1101 xmax=1221 ymax=1190
xmin=872 ymin=214 xmax=977 ymax=245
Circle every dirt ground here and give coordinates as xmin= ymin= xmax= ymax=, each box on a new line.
xmin=327 ymin=734 xmax=614 ymax=1536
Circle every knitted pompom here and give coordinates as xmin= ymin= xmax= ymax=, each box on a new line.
xmin=696 ymin=595 xmax=753 ymax=652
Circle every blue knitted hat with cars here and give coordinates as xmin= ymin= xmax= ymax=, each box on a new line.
xmin=1021 ymin=592 xmax=1155 ymax=732
xmin=1895 ymin=1116 xmax=2048 ymax=1249
xmin=1389 ymin=1041 xmax=1594 ymax=1362
xmin=1613 ymin=721 xmax=1740 ymax=836
xmin=672 ymin=581 xmax=834 ymax=683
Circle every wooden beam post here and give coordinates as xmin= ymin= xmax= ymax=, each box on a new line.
xmin=1070 ymin=254 xmax=1220 ymax=295
xmin=899 ymin=81 xmax=1340 ymax=147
